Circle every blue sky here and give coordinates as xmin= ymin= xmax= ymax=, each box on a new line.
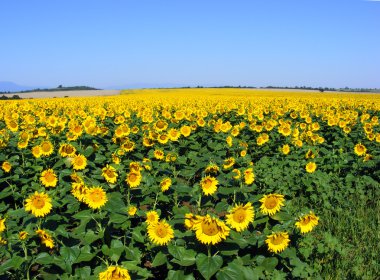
xmin=0 ymin=0 xmax=379 ymax=89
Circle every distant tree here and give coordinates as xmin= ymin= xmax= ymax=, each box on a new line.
xmin=58 ymin=85 xmax=63 ymax=88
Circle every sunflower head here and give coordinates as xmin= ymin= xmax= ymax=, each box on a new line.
xmin=265 ymin=232 xmax=290 ymax=253
xmin=36 ymin=229 xmax=55 ymax=248
xmin=146 ymin=210 xmax=159 ymax=225
xmin=40 ymin=169 xmax=58 ymax=187
xmin=305 ymin=162 xmax=317 ymax=173
xmin=25 ymin=191 xmax=52 ymax=217
xmin=1 ymin=161 xmax=12 ymax=173
xmin=193 ymin=215 xmax=230 ymax=245
xmin=200 ymin=176 xmax=218 ymax=196
xmin=147 ymin=219 xmax=174 ymax=246
xmin=295 ymin=211 xmax=319 ymax=234
xmin=99 ymin=266 xmax=131 ymax=280
xmin=354 ymin=143 xmax=366 ymax=156
xmin=102 ymin=165 xmax=118 ymax=184
xmin=160 ymin=178 xmax=172 ymax=192
xmin=126 ymin=172 xmax=142 ymax=188
xmin=225 ymin=202 xmax=254 ymax=232
xmin=72 ymin=154 xmax=87 ymax=170
xmin=259 ymin=194 xmax=285 ymax=216
xmin=84 ymin=187 xmax=108 ymax=209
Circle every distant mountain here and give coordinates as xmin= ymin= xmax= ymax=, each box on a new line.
xmin=0 ymin=81 xmax=35 ymax=92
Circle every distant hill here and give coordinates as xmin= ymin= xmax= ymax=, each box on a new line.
xmin=0 ymin=81 xmax=35 ymax=92
xmin=0 ymin=84 xmax=99 ymax=94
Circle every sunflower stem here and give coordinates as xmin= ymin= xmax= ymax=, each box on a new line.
xmin=207 ymin=245 xmax=211 ymax=257
xmin=153 ymin=192 xmax=159 ymax=210
xmin=197 ymin=193 xmax=202 ymax=212
xmin=127 ymin=188 xmax=131 ymax=205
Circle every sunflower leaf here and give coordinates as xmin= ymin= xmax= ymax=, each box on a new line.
xmin=196 ymin=253 xmax=223 ymax=280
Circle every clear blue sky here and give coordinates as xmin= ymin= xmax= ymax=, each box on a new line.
xmin=0 ymin=0 xmax=379 ymax=89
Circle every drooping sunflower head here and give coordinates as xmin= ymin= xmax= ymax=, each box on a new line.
xmin=99 ymin=265 xmax=131 ymax=280
xmin=19 ymin=231 xmax=28 ymax=240
xmin=40 ymin=169 xmax=58 ymax=187
xmin=295 ymin=211 xmax=319 ymax=234
xmin=244 ymin=168 xmax=255 ymax=185
xmin=147 ymin=219 xmax=174 ymax=246
xmin=71 ymin=182 xmax=89 ymax=202
xmin=265 ymin=232 xmax=290 ymax=253
xmin=193 ymin=215 xmax=230 ymax=245
xmin=225 ymin=202 xmax=255 ymax=232
xmin=25 ymin=191 xmax=52 ymax=217
xmin=58 ymin=143 xmax=76 ymax=157
xmin=204 ymin=163 xmax=219 ymax=174
xmin=160 ymin=178 xmax=172 ymax=192
xmin=184 ymin=213 xmax=203 ymax=230
xmin=223 ymin=157 xmax=235 ymax=170
xmin=259 ymin=193 xmax=285 ymax=216
xmin=200 ymin=176 xmax=219 ymax=196
xmin=36 ymin=229 xmax=55 ymax=249
xmin=84 ymin=187 xmax=108 ymax=209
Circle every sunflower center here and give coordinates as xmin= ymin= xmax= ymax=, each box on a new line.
xmin=75 ymin=158 xmax=84 ymax=166
xmin=42 ymin=143 xmax=51 ymax=152
xmin=44 ymin=172 xmax=55 ymax=182
xmin=129 ymin=174 xmax=137 ymax=182
xmin=264 ymin=197 xmax=278 ymax=209
xmin=233 ymin=208 xmax=247 ymax=223
xmin=111 ymin=271 xmax=123 ymax=280
xmin=105 ymin=170 xmax=115 ymax=178
xmin=88 ymin=190 xmax=103 ymax=202
xmin=155 ymin=224 xmax=168 ymax=238
xmin=201 ymin=221 xmax=219 ymax=236
xmin=203 ymin=179 xmax=212 ymax=189
xmin=271 ymin=235 xmax=285 ymax=245
xmin=32 ymin=197 xmax=46 ymax=209
xmin=300 ymin=217 xmax=311 ymax=226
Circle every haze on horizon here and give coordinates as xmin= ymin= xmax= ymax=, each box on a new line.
xmin=0 ymin=0 xmax=379 ymax=90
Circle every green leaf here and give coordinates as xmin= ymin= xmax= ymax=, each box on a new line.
xmin=125 ymin=246 xmax=142 ymax=262
xmin=261 ymin=257 xmax=278 ymax=272
xmin=0 ymin=256 xmax=25 ymax=273
xmin=216 ymin=262 xmax=243 ymax=280
xmin=167 ymin=270 xmax=195 ymax=280
xmin=109 ymin=239 xmax=125 ymax=262
xmin=152 ymin=251 xmax=167 ymax=267
xmin=34 ymin=253 xmax=54 ymax=265
xmin=196 ymin=253 xmax=223 ymax=280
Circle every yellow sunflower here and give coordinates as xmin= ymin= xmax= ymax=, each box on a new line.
xmin=40 ymin=140 xmax=54 ymax=156
xmin=354 ymin=143 xmax=366 ymax=156
xmin=305 ymin=162 xmax=317 ymax=173
xmin=146 ymin=210 xmax=159 ymax=225
xmin=84 ymin=187 xmax=108 ymax=209
xmin=180 ymin=125 xmax=191 ymax=137
xmin=295 ymin=211 xmax=319 ymax=234
xmin=99 ymin=266 xmax=131 ymax=280
xmin=72 ymin=154 xmax=87 ymax=170
xmin=281 ymin=144 xmax=290 ymax=155
xmin=126 ymin=172 xmax=142 ymax=188
xmin=223 ymin=157 xmax=235 ymax=170
xmin=1 ymin=161 xmax=12 ymax=173
xmin=19 ymin=231 xmax=28 ymax=240
xmin=225 ymin=202 xmax=254 ymax=232
xmin=147 ymin=219 xmax=174 ymax=245
xmin=259 ymin=194 xmax=285 ymax=216
xmin=102 ymin=165 xmax=118 ymax=184
xmin=25 ymin=191 xmax=52 ymax=217
xmin=160 ymin=178 xmax=172 ymax=192
xmin=244 ymin=168 xmax=255 ymax=185
xmin=58 ymin=143 xmax=76 ymax=157
xmin=193 ymin=215 xmax=230 ymax=245
xmin=127 ymin=206 xmax=137 ymax=216
xmin=36 ymin=229 xmax=54 ymax=248
xmin=153 ymin=149 xmax=165 ymax=160
xmin=40 ymin=169 xmax=58 ymax=187
xmin=184 ymin=213 xmax=203 ymax=230
xmin=32 ymin=145 xmax=42 ymax=158
xmin=266 ymin=232 xmax=290 ymax=253
xmin=200 ymin=176 xmax=218 ymax=196
xmin=71 ymin=182 xmax=89 ymax=202
xmin=0 ymin=218 xmax=5 ymax=233
xmin=204 ymin=163 xmax=219 ymax=174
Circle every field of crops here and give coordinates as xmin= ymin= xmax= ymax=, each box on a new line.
xmin=0 ymin=88 xmax=379 ymax=280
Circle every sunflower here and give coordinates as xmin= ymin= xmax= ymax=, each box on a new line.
xmin=160 ymin=178 xmax=172 ymax=192
xmin=244 ymin=168 xmax=255 ymax=185
xmin=147 ymin=219 xmax=174 ymax=245
xmin=71 ymin=182 xmax=89 ymax=202
xmin=25 ymin=191 xmax=52 ymax=217
xmin=168 ymin=128 xmax=181 ymax=141
xmin=1 ymin=161 xmax=11 ymax=173
xmin=180 ymin=125 xmax=192 ymax=137
xmin=146 ymin=210 xmax=159 ymax=225
xmin=200 ymin=176 xmax=218 ymax=196
xmin=184 ymin=213 xmax=203 ymax=230
xmin=32 ymin=145 xmax=42 ymax=158
xmin=153 ymin=149 xmax=165 ymax=160
xmin=99 ymin=265 xmax=131 ymax=280
xmin=129 ymin=161 xmax=142 ymax=173
xmin=354 ymin=143 xmax=366 ymax=156
xmin=36 ymin=229 xmax=55 ymax=249
xmin=204 ymin=163 xmax=219 ymax=174
xmin=84 ymin=187 xmax=108 ymax=209
xmin=266 ymin=232 xmax=290 ymax=253
xmin=305 ymin=162 xmax=317 ymax=173
xmin=128 ymin=206 xmax=137 ymax=216
xmin=223 ymin=157 xmax=235 ymax=169
xmin=19 ymin=231 xmax=28 ymax=240
xmin=40 ymin=169 xmax=58 ymax=187
xmin=225 ymin=202 xmax=254 ymax=232
xmin=58 ymin=143 xmax=76 ymax=157
xmin=40 ymin=140 xmax=54 ymax=156
xmin=0 ymin=218 xmax=5 ymax=233
xmin=102 ymin=165 xmax=118 ymax=184
xmin=295 ymin=211 xmax=319 ymax=233
xmin=0 ymin=237 xmax=7 ymax=245
xmin=72 ymin=154 xmax=87 ymax=170
xmin=193 ymin=215 xmax=230 ymax=245
xmin=126 ymin=172 xmax=142 ymax=188
xmin=232 ymin=168 xmax=241 ymax=180
xmin=280 ymin=144 xmax=290 ymax=155
xmin=259 ymin=194 xmax=285 ymax=216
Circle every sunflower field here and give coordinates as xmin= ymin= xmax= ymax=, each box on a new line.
xmin=0 ymin=88 xmax=379 ymax=280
